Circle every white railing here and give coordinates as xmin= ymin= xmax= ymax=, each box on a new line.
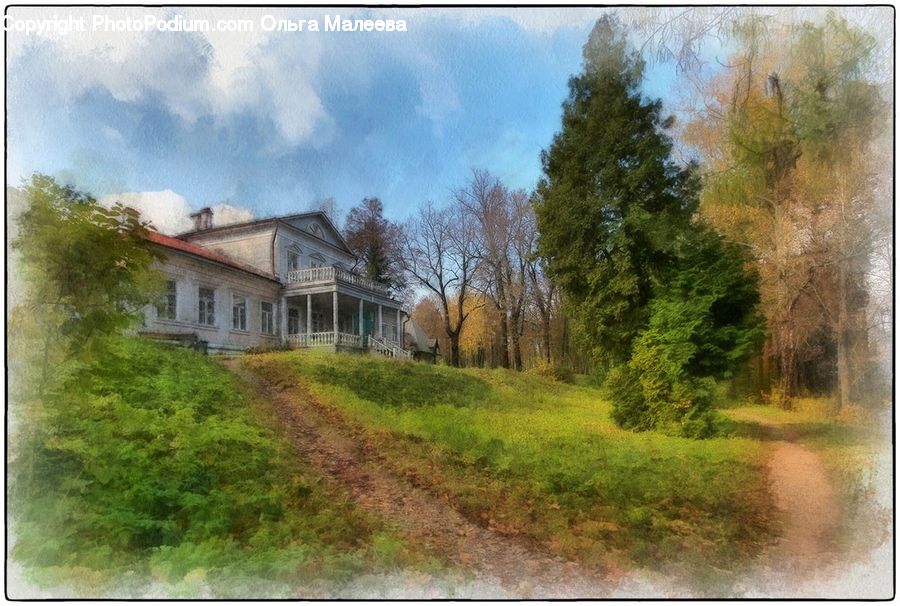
xmin=286 ymin=266 xmax=390 ymax=296
xmin=337 ymin=332 xmax=363 ymax=348
xmin=286 ymin=331 xmax=366 ymax=348
xmin=286 ymin=332 xmax=334 ymax=347
xmin=334 ymin=267 xmax=391 ymax=296
xmin=369 ymin=336 xmax=412 ymax=359
xmin=287 ymin=266 xmax=335 ymax=285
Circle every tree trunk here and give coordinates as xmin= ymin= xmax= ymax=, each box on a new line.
xmin=449 ymin=333 xmax=461 ymax=367
xmin=542 ymin=313 xmax=552 ymax=364
xmin=498 ymin=305 xmax=510 ymax=368
xmin=836 ymin=259 xmax=851 ymax=412
xmin=509 ymin=311 xmax=523 ymax=371
xmin=777 ymin=329 xmax=798 ymax=408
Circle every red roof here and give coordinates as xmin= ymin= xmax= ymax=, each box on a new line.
xmin=144 ymin=230 xmax=280 ymax=283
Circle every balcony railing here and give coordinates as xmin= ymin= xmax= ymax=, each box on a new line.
xmin=286 ymin=266 xmax=391 ymax=297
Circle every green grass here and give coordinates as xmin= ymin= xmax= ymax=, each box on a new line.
xmin=9 ymin=337 xmax=426 ymax=598
xmin=243 ymin=351 xmax=778 ymax=587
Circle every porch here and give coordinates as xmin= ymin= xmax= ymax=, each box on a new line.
xmin=280 ymin=290 xmax=408 ymax=357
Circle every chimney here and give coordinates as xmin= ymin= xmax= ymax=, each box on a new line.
xmin=190 ymin=207 xmax=213 ymax=231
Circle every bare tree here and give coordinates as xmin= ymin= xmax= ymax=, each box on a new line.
xmin=521 ymin=202 xmax=558 ymax=365
xmin=401 ymin=200 xmax=482 ymax=367
xmin=456 ymin=170 xmax=534 ymax=370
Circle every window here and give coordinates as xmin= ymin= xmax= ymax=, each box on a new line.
xmin=309 ymin=254 xmax=325 ymax=268
xmin=287 ymin=307 xmax=301 ymax=335
xmin=198 ymin=287 xmax=216 ymax=326
xmin=157 ymin=280 xmax=177 ymax=320
xmin=232 ymin=295 xmax=247 ymax=331
xmin=287 ymin=249 xmax=301 ymax=271
xmin=261 ymin=301 xmax=275 ymax=335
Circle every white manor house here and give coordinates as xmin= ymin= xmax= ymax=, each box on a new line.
xmin=141 ymin=207 xmax=433 ymax=358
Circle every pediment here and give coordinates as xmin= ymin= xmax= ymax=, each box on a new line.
xmin=281 ymin=212 xmax=351 ymax=254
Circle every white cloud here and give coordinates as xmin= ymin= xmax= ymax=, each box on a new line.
xmin=98 ymin=190 xmax=193 ymax=234
xmin=98 ymin=189 xmax=254 ymax=235
xmin=209 ymin=203 xmax=255 ymax=228
xmin=7 ymin=6 xmax=331 ymax=146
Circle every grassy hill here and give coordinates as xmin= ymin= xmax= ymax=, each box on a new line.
xmin=241 ymin=351 xmax=778 ymax=585
xmin=13 ymin=343 xmax=883 ymax=597
xmin=8 ymin=338 xmax=428 ymax=598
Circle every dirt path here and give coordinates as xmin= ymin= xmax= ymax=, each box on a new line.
xmin=225 ymin=359 xmax=607 ymax=598
xmin=725 ymin=410 xmax=842 ymax=577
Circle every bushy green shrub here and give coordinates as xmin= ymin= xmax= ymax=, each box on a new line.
xmin=606 ymin=364 xmax=652 ymax=431
xmin=606 ymin=232 xmax=764 ymax=438
xmin=524 ymin=361 xmax=575 ymax=383
xmin=243 ymin=341 xmax=292 ymax=355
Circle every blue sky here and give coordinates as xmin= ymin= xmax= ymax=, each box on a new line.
xmin=7 ymin=7 xmax=687 ymax=230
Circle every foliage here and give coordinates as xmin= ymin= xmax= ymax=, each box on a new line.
xmin=243 ymin=341 xmax=293 ymax=355
xmin=523 ymin=361 xmax=575 ymax=383
xmin=535 ymin=15 xmax=700 ymax=367
xmin=343 ymin=197 xmax=405 ymax=292
xmin=244 ymin=351 xmax=777 ymax=589
xmin=11 ymin=174 xmax=162 ymax=354
xmin=607 ymin=232 xmax=765 ymax=437
xmin=687 ymin=13 xmax=887 ymax=406
xmin=9 ymin=338 xmax=411 ymax=596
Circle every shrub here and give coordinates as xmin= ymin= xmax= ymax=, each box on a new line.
xmin=525 ymin=361 xmax=575 ymax=383
xmin=606 ymin=364 xmax=652 ymax=431
xmin=244 ymin=341 xmax=292 ymax=355
xmin=607 ymin=231 xmax=764 ymax=438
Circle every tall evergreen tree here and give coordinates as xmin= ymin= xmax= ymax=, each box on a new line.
xmin=535 ymin=16 xmax=699 ymax=367
xmin=343 ymin=197 xmax=404 ymax=291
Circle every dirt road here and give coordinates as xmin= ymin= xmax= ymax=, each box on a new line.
xmin=226 ymin=359 xmax=607 ymax=598
xmin=228 ymin=360 xmax=850 ymax=598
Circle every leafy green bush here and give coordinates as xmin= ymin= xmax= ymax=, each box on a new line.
xmin=9 ymin=337 xmax=407 ymax=596
xmin=524 ymin=362 xmax=575 ymax=383
xmin=243 ymin=342 xmax=293 ymax=355
xmin=605 ymin=364 xmax=651 ymax=430
xmin=606 ymin=232 xmax=764 ymax=438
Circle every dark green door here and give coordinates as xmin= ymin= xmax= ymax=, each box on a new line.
xmin=353 ymin=311 xmax=374 ymax=336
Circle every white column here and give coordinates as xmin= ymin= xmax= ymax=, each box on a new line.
xmin=280 ymin=298 xmax=288 ymax=342
xmin=306 ymin=294 xmax=312 ymax=334
xmin=333 ymin=291 xmax=339 ymax=341
xmin=396 ymin=308 xmax=402 ymax=344
xmin=358 ymin=298 xmax=364 ymax=339
xmin=378 ymin=304 xmax=383 ymax=339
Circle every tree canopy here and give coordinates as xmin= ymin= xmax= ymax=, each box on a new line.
xmin=343 ymin=197 xmax=405 ymax=292
xmin=535 ymin=16 xmax=700 ymax=367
